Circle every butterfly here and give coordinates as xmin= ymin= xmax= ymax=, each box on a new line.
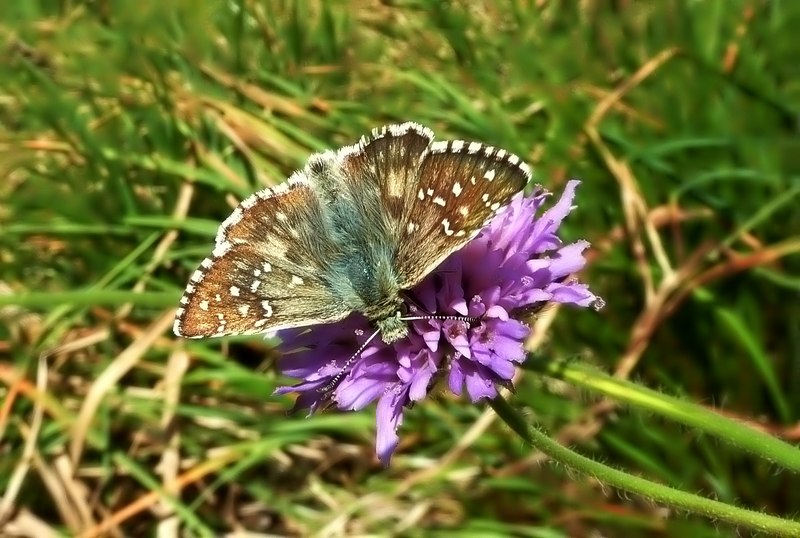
xmin=173 ymin=122 xmax=531 ymax=343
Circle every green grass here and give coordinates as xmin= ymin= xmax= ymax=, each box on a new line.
xmin=1 ymin=1 xmax=798 ymax=536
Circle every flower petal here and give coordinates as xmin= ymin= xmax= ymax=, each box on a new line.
xmin=546 ymin=281 xmax=598 ymax=307
xmin=464 ymin=365 xmax=498 ymax=402
xmin=376 ymin=387 xmax=406 ymax=465
xmin=547 ymin=240 xmax=590 ymax=279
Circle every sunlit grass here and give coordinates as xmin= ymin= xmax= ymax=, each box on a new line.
xmin=0 ymin=1 xmax=798 ymax=535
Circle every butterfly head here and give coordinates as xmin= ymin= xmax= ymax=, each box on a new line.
xmin=376 ymin=310 xmax=408 ymax=343
xmin=353 ymin=281 xmax=407 ymax=343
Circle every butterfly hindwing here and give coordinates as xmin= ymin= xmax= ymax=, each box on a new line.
xmin=174 ymin=180 xmax=350 ymax=338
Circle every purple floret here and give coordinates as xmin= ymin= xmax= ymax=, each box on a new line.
xmin=274 ymin=180 xmax=602 ymax=464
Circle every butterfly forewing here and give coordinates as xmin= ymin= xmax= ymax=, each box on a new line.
xmin=174 ymin=180 xmax=350 ymax=338
xmin=396 ymin=141 xmax=531 ymax=287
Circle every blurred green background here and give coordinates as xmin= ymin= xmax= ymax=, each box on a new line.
xmin=1 ymin=1 xmax=798 ymax=536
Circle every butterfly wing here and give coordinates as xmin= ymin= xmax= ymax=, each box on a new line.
xmin=333 ymin=122 xmax=434 ymax=240
xmin=174 ymin=177 xmax=351 ymax=338
xmin=314 ymin=123 xmax=530 ymax=291
xmin=294 ymin=123 xmax=435 ymax=316
xmin=395 ymin=140 xmax=531 ymax=287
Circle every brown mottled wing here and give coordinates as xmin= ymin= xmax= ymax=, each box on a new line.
xmin=395 ymin=140 xmax=531 ymax=287
xmin=330 ymin=122 xmax=433 ymax=241
xmin=174 ymin=178 xmax=350 ymax=338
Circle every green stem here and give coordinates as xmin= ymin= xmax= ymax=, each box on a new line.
xmin=528 ymin=359 xmax=800 ymax=473
xmin=489 ymin=395 xmax=800 ymax=537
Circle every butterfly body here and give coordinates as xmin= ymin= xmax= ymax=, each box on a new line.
xmin=295 ymin=149 xmax=409 ymax=341
xmin=174 ymin=122 xmax=531 ymax=343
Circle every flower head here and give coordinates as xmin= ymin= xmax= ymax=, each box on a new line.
xmin=274 ymin=180 xmax=602 ymax=464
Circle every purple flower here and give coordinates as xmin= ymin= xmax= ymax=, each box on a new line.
xmin=274 ymin=180 xmax=602 ymax=464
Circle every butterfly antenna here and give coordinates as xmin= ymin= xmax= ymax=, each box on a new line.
xmin=400 ymin=314 xmax=480 ymax=325
xmin=318 ymin=313 xmax=480 ymax=394
xmin=318 ymin=326 xmax=382 ymax=393
xmin=399 ymin=294 xmax=479 ymax=326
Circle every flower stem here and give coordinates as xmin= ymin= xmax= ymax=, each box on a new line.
xmin=526 ymin=358 xmax=800 ymax=473
xmin=489 ymin=394 xmax=800 ymax=537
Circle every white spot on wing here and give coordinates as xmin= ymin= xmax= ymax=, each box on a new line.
xmin=250 ymin=280 xmax=261 ymax=292
xmin=199 ymin=300 xmax=209 ymax=311
xmin=276 ymin=212 xmax=287 ymax=222
xmin=452 ymin=182 xmax=462 ymax=197
xmin=261 ymin=300 xmax=273 ymax=317
xmin=484 ymin=169 xmax=496 ymax=182
xmin=212 ymin=241 xmax=231 ymax=258
xmin=216 ymin=208 xmax=243 ymax=242
xmin=442 ymin=218 xmax=455 ymax=236
xmin=230 ymin=286 xmax=240 ymax=297
xmin=418 ymin=188 xmax=425 ymax=200
xmin=451 ymin=140 xmax=465 ymax=151
xmin=459 ymin=206 xmax=469 ymax=217
xmin=238 ymin=304 xmax=250 ymax=316
xmin=240 ymin=195 xmax=259 ymax=209
xmin=406 ymin=222 xmax=417 ymax=234
xmin=467 ymin=142 xmax=482 ymax=154
xmin=383 ymin=122 xmax=434 ymax=141
xmin=263 ymin=262 xmax=272 ymax=273
xmin=387 ymin=175 xmax=403 ymax=197
xmin=291 ymin=275 xmax=304 ymax=286
xmin=433 ymin=196 xmax=446 ymax=207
